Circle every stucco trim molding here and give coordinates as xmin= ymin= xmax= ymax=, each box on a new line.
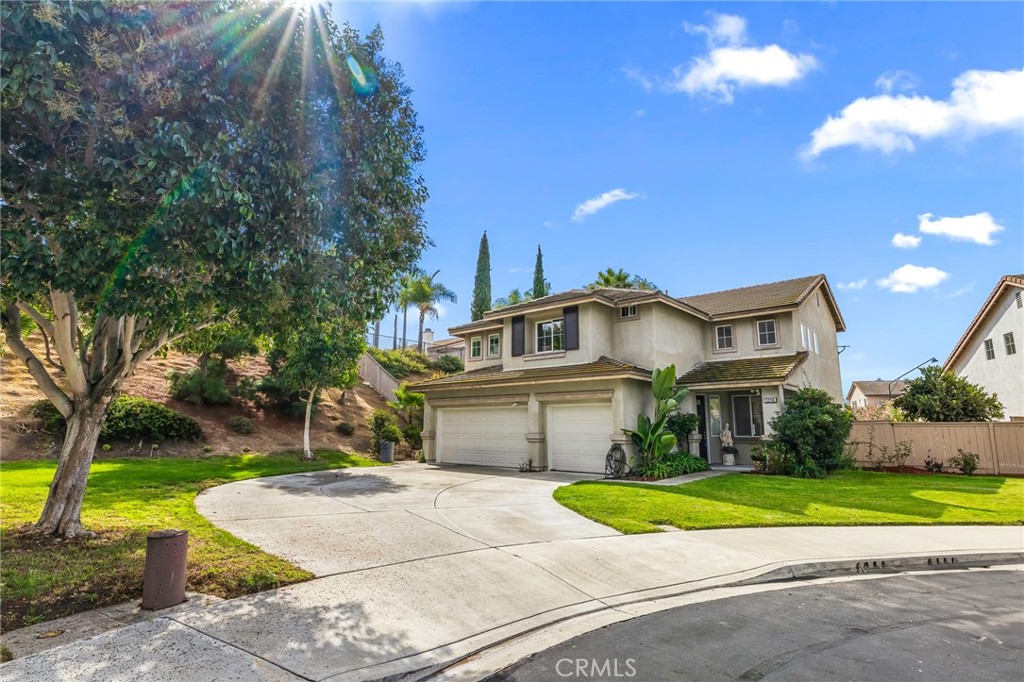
xmin=534 ymin=389 xmax=615 ymax=402
xmin=525 ymin=432 xmax=546 ymax=443
xmin=429 ymin=394 xmax=530 ymax=407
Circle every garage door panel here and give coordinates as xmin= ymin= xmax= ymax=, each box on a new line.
xmin=438 ymin=407 xmax=528 ymax=468
xmin=548 ymin=404 xmax=613 ymax=474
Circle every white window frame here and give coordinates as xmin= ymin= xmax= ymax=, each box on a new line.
xmin=1005 ymin=332 xmax=1016 ymax=356
xmin=487 ymin=333 xmax=501 ymax=358
xmin=731 ymin=394 xmax=764 ymax=438
xmin=756 ymin=319 xmax=778 ymax=348
xmin=470 ymin=336 xmax=482 ymax=360
xmin=619 ymin=305 xmax=639 ymax=320
xmin=715 ymin=324 xmax=734 ymax=351
xmin=813 ymin=332 xmax=820 ymax=354
xmin=983 ymin=339 xmax=995 ymax=360
xmin=800 ymin=324 xmax=807 ymax=349
xmin=536 ymin=318 xmax=565 ymax=353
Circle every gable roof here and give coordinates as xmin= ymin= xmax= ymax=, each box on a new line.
xmin=678 ymin=274 xmax=846 ymax=331
xmin=846 ymin=380 xmax=906 ymax=402
xmin=679 ymin=352 xmax=809 ymax=389
xmin=410 ymin=356 xmax=651 ymax=392
xmin=944 ymin=274 xmax=1024 ymax=371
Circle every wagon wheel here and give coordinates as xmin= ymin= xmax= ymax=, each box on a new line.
xmin=605 ymin=443 xmax=627 ymax=479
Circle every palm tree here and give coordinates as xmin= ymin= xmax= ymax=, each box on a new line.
xmin=587 ymin=268 xmax=657 ymax=290
xmin=397 ymin=267 xmax=423 ymax=349
xmin=406 ymin=270 xmax=457 ymax=353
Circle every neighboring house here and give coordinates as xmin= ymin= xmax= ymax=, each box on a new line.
xmin=943 ymin=275 xmax=1024 ymax=421
xmin=423 ymin=331 xmax=466 ymax=361
xmin=411 ymin=274 xmax=845 ymax=471
xmin=846 ymin=380 xmax=906 ymax=408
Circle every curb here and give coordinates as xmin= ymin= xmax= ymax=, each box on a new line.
xmin=403 ymin=550 xmax=1024 ymax=682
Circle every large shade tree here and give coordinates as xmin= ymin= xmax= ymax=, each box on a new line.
xmin=1 ymin=1 xmax=428 ymax=536
xmin=895 ymin=366 xmax=1004 ymax=422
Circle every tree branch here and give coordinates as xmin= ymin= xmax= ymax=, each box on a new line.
xmin=49 ymin=290 xmax=90 ymax=398
xmin=2 ymin=305 xmax=73 ymax=417
xmin=15 ymin=301 xmax=55 ymax=339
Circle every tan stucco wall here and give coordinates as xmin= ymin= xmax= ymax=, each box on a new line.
xmin=791 ymin=290 xmax=844 ymax=401
xmin=462 ymin=326 xmax=504 ymax=371
xmin=951 ymin=288 xmax=1024 ymax=419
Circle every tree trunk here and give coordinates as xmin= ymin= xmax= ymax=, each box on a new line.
xmin=417 ymin=311 xmax=425 ymax=353
xmin=402 ymin=307 xmax=408 ymax=349
xmin=373 ymin=320 xmax=381 ymax=349
xmin=33 ymin=399 xmax=110 ymax=538
xmin=302 ymin=386 xmax=318 ymax=461
xmin=392 ymin=314 xmax=398 ymax=350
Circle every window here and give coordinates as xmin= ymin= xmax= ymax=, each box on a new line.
xmin=619 ymin=305 xmax=638 ymax=319
xmin=984 ymin=339 xmax=995 ymax=360
xmin=470 ymin=337 xmax=482 ymax=360
xmin=1005 ymin=332 xmax=1017 ymax=356
xmin=813 ymin=332 xmax=820 ymax=354
xmin=800 ymin=324 xmax=807 ymax=349
xmin=536 ymin=318 xmax=565 ymax=353
xmin=732 ymin=395 xmax=765 ymax=437
xmin=708 ymin=396 xmax=722 ymax=437
xmin=715 ymin=325 xmax=734 ymax=351
xmin=488 ymin=333 xmax=501 ymax=357
xmin=756 ymin=319 xmax=777 ymax=347
xmin=1017 ymin=291 xmax=1023 ymax=309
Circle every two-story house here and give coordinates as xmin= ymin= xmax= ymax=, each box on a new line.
xmin=411 ymin=274 xmax=845 ymax=472
xmin=943 ymin=275 xmax=1023 ymax=420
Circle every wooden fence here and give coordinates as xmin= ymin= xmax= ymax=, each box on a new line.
xmin=848 ymin=421 xmax=1024 ymax=475
xmin=357 ymin=352 xmax=401 ymax=402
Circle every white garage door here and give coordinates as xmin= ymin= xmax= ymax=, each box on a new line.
xmin=436 ymin=406 xmax=529 ymax=468
xmin=547 ymin=403 xmax=614 ymax=474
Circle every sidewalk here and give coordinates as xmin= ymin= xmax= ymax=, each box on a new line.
xmin=4 ymin=526 xmax=1020 ymax=682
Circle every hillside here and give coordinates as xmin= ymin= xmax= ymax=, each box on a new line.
xmin=1 ymin=335 xmax=402 ymax=461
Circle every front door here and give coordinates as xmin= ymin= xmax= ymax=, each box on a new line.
xmin=695 ymin=394 xmax=708 ymax=461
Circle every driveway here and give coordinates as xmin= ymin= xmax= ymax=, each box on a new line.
xmin=4 ymin=463 xmax=1022 ymax=682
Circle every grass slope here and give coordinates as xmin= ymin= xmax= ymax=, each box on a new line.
xmin=553 ymin=471 xmax=1024 ymax=534
xmin=1 ymin=451 xmax=379 ymax=630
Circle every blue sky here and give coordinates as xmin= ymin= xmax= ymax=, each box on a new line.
xmin=337 ymin=2 xmax=1023 ymax=390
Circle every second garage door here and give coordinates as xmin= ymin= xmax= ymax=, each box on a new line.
xmin=547 ymin=403 xmax=614 ymax=474
xmin=436 ymin=406 xmax=529 ymax=468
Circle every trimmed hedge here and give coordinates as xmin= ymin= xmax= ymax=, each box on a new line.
xmin=30 ymin=397 xmax=203 ymax=442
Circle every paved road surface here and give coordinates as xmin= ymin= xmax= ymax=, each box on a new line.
xmin=490 ymin=569 xmax=1024 ymax=682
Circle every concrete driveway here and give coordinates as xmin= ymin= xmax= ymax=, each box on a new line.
xmin=4 ymin=463 xmax=1023 ymax=682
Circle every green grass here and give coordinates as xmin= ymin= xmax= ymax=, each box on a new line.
xmin=553 ymin=471 xmax=1024 ymax=534
xmin=0 ymin=450 xmax=379 ymax=630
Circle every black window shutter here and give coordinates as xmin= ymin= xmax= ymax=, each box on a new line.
xmin=563 ymin=306 xmax=579 ymax=350
xmin=511 ymin=316 xmax=525 ymax=356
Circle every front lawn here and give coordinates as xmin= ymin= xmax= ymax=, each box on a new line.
xmin=0 ymin=450 xmax=379 ymax=631
xmin=553 ymin=471 xmax=1024 ymax=534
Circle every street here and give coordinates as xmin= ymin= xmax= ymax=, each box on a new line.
xmin=490 ymin=568 xmax=1024 ymax=682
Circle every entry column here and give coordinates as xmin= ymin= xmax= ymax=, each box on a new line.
xmin=525 ymin=394 xmax=546 ymax=469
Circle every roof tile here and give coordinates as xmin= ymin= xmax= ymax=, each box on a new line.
xmin=680 ymin=352 xmax=809 ymax=386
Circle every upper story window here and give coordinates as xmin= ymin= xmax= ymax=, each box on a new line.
xmin=488 ymin=333 xmax=501 ymax=357
xmin=1005 ymin=332 xmax=1017 ymax=356
xmin=984 ymin=339 xmax=995 ymax=360
xmin=800 ymin=324 xmax=807 ymax=349
xmin=619 ymin=305 xmax=638 ymax=319
xmin=813 ymin=332 xmax=819 ymax=354
xmin=756 ymin=319 xmax=778 ymax=347
xmin=715 ymin=325 xmax=734 ymax=351
xmin=470 ymin=336 xmax=482 ymax=360
xmin=536 ymin=318 xmax=565 ymax=353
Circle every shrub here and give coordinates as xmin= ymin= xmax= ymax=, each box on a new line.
xmin=752 ymin=441 xmax=797 ymax=475
xmin=103 ymin=397 xmax=203 ymax=441
xmin=923 ymin=456 xmax=945 ymax=473
xmin=101 ymin=443 xmax=111 ymax=452
xmin=429 ymin=354 xmax=463 ymax=374
xmin=168 ymin=366 xmax=231 ymax=406
xmin=255 ymin=374 xmax=318 ymax=418
xmin=895 ymin=366 xmax=1004 ymax=422
xmin=948 ymin=449 xmax=980 ymax=475
xmin=402 ymin=423 xmax=423 ymax=450
xmin=633 ymin=451 xmax=709 ymax=479
xmin=889 ymin=440 xmax=913 ymax=468
xmin=30 ymin=397 xmax=202 ymax=442
xmin=227 ymin=416 xmax=254 ymax=434
xmin=767 ymin=388 xmax=854 ymax=477
xmin=369 ymin=409 xmax=402 ymax=451
xmin=336 ymin=421 xmax=355 ymax=436
xmin=666 ymin=413 xmax=700 ymax=453
xmin=367 ymin=347 xmax=429 ymax=379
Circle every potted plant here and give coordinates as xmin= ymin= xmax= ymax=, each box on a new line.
xmin=721 ymin=445 xmax=739 ymax=466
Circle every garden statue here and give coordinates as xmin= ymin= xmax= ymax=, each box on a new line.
xmin=720 ymin=423 xmax=737 ymax=466
xmin=720 ymin=423 xmax=733 ymax=448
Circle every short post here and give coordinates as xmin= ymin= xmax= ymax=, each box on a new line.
xmin=142 ymin=529 xmax=188 ymax=610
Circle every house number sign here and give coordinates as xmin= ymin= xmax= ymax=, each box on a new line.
xmin=762 ymin=397 xmax=778 ymax=404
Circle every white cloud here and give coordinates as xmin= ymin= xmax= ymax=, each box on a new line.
xmin=891 ymin=232 xmax=922 ymax=249
xmin=803 ymin=68 xmax=1024 ymax=158
xmin=634 ymin=108 xmax=646 ymax=117
xmin=622 ymin=67 xmax=655 ymax=92
xmin=571 ymin=188 xmax=641 ymax=223
xmin=875 ymin=69 xmax=918 ymax=94
xmin=434 ymin=302 xmax=448 ymax=318
xmin=918 ymin=212 xmax=1004 ymax=245
xmin=877 ymin=265 xmax=949 ymax=293
xmin=508 ymin=267 xmax=523 ymax=273
xmin=837 ymin=278 xmax=868 ymax=290
xmin=669 ymin=13 xmax=818 ymax=103
xmin=542 ymin=220 xmax=554 ymax=228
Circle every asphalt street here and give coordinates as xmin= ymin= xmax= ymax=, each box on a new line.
xmin=489 ymin=569 xmax=1024 ymax=682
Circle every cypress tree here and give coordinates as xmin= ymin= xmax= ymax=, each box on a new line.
xmin=532 ymin=245 xmax=550 ymax=299
xmin=470 ymin=231 xmax=491 ymax=321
